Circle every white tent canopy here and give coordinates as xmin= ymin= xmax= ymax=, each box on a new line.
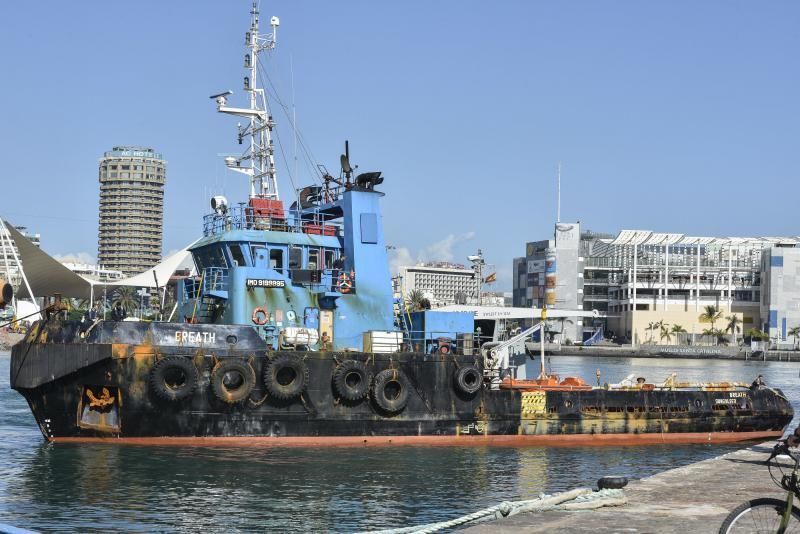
xmin=3 ymin=220 xmax=196 ymax=300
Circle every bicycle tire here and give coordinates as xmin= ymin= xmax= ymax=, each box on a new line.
xmin=719 ymin=497 xmax=800 ymax=533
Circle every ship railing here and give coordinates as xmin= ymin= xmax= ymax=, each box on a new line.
xmin=202 ymin=267 xmax=229 ymax=293
xmin=181 ymin=268 xmax=229 ymax=299
xmin=203 ymin=205 xmax=342 ymax=237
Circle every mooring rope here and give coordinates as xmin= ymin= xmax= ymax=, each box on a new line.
xmin=362 ymin=488 xmax=626 ymax=534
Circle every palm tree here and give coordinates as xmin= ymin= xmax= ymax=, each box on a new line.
xmin=113 ymin=287 xmax=137 ymax=316
xmin=725 ymin=315 xmax=742 ymax=345
xmin=699 ymin=305 xmax=723 ymax=330
xmin=659 ymin=324 xmax=672 ymax=344
xmin=406 ymin=289 xmax=431 ymax=312
xmin=646 ymin=321 xmax=658 ymax=344
xmin=744 ymin=327 xmax=767 ymax=343
xmin=788 ymin=326 xmax=800 ymax=350
xmin=670 ymin=324 xmax=687 ymax=345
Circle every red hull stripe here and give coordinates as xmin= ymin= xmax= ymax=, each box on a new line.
xmin=50 ymin=430 xmax=784 ymax=447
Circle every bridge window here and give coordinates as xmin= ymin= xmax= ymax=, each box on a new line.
xmin=270 ymin=249 xmax=284 ymax=273
xmin=230 ymin=244 xmax=247 ymax=267
xmin=324 ymin=249 xmax=335 ymax=269
xmin=195 ymin=246 xmax=228 ymax=270
xmin=289 ymin=247 xmax=302 ymax=270
xmin=308 ymin=249 xmax=319 ymax=270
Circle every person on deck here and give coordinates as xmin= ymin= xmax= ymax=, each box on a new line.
xmin=111 ymin=303 xmax=127 ymax=321
xmin=320 ymin=331 xmax=332 ymax=351
xmin=750 ymin=374 xmax=765 ymax=390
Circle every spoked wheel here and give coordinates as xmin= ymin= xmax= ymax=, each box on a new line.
xmin=719 ymin=498 xmax=800 ymax=533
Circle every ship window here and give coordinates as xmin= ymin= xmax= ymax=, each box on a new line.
xmin=270 ymin=249 xmax=284 ymax=272
xmin=308 ymin=249 xmax=319 ymax=270
xmin=195 ymin=246 xmax=228 ymax=270
xmin=289 ymin=247 xmax=302 ymax=270
xmin=324 ymin=249 xmax=335 ymax=269
xmin=230 ymin=244 xmax=247 ymax=267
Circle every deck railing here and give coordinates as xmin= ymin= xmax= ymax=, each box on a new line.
xmin=202 ymin=205 xmax=341 ymax=238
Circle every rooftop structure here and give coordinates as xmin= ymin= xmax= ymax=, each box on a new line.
xmin=97 ymin=146 xmax=166 ymax=276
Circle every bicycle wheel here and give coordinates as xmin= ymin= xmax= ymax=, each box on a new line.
xmin=719 ymin=497 xmax=800 ymax=533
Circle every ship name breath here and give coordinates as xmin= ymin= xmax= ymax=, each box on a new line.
xmin=175 ymin=331 xmax=216 ymax=344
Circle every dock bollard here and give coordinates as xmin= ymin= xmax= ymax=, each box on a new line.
xmin=597 ymin=476 xmax=628 ymax=490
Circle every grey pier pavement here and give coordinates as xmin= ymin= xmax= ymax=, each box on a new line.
xmin=464 ymin=442 xmax=786 ymax=533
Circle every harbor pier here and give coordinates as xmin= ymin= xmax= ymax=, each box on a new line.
xmin=464 ymin=442 xmax=787 ymax=533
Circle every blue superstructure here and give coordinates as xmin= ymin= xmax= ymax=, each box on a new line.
xmin=177 ymin=181 xmax=396 ymax=351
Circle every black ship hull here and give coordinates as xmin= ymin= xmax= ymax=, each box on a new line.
xmin=10 ymin=321 xmax=794 ymax=446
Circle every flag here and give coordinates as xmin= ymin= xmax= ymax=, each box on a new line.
xmin=483 ymin=272 xmax=496 ymax=284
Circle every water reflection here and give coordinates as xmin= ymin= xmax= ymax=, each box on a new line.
xmin=2 ymin=352 xmax=799 ymax=532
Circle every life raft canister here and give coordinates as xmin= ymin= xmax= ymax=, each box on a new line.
xmin=252 ymin=307 xmax=269 ymax=325
xmin=338 ymin=272 xmax=352 ymax=294
xmin=148 ymin=356 xmax=200 ymax=402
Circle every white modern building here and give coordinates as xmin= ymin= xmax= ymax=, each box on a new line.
xmin=398 ymin=262 xmax=478 ymax=306
xmin=61 ymin=262 xmax=124 ymax=283
xmin=760 ymin=247 xmax=800 ymax=343
xmin=515 ymin=225 xmax=800 ymax=345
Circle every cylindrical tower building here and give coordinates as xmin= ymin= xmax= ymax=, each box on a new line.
xmin=97 ymin=146 xmax=166 ymax=276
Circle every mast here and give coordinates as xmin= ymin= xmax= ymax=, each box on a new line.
xmin=556 ymin=162 xmax=561 ymax=223
xmin=210 ymin=2 xmax=280 ymax=200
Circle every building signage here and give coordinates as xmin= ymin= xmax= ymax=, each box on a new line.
xmin=246 ymin=278 xmax=286 ymax=288
xmin=527 ymin=260 xmax=544 ymax=273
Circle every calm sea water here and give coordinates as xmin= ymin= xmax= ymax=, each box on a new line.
xmin=1 ymin=351 xmax=798 ymax=533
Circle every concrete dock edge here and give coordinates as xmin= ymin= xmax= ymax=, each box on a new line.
xmin=463 ymin=441 xmax=788 ymax=533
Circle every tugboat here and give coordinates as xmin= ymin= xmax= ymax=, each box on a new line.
xmin=8 ymin=3 xmax=793 ymax=446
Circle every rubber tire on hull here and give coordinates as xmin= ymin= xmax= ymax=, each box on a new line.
xmin=332 ymin=360 xmax=371 ymax=401
xmin=263 ymin=354 xmax=309 ymax=400
xmin=211 ymin=359 xmax=256 ymax=404
xmin=719 ymin=497 xmax=800 ymax=533
xmin=149 ymin=356 xmax=199 ymax=402
xmin=453 ymin=365 xmax=482 ymax=395
xmin=371 ymin=369 xmax=410 ymax=414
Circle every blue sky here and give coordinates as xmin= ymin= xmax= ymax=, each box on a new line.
xmin=1 ymin=1 xmax=798 ymax=290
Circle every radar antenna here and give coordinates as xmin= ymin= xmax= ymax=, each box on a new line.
xmin=210 ymin=1 xmax=281 ymax=200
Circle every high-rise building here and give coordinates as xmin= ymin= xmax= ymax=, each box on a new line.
xmin=97 ymin=146 xmax=166 ymax=276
